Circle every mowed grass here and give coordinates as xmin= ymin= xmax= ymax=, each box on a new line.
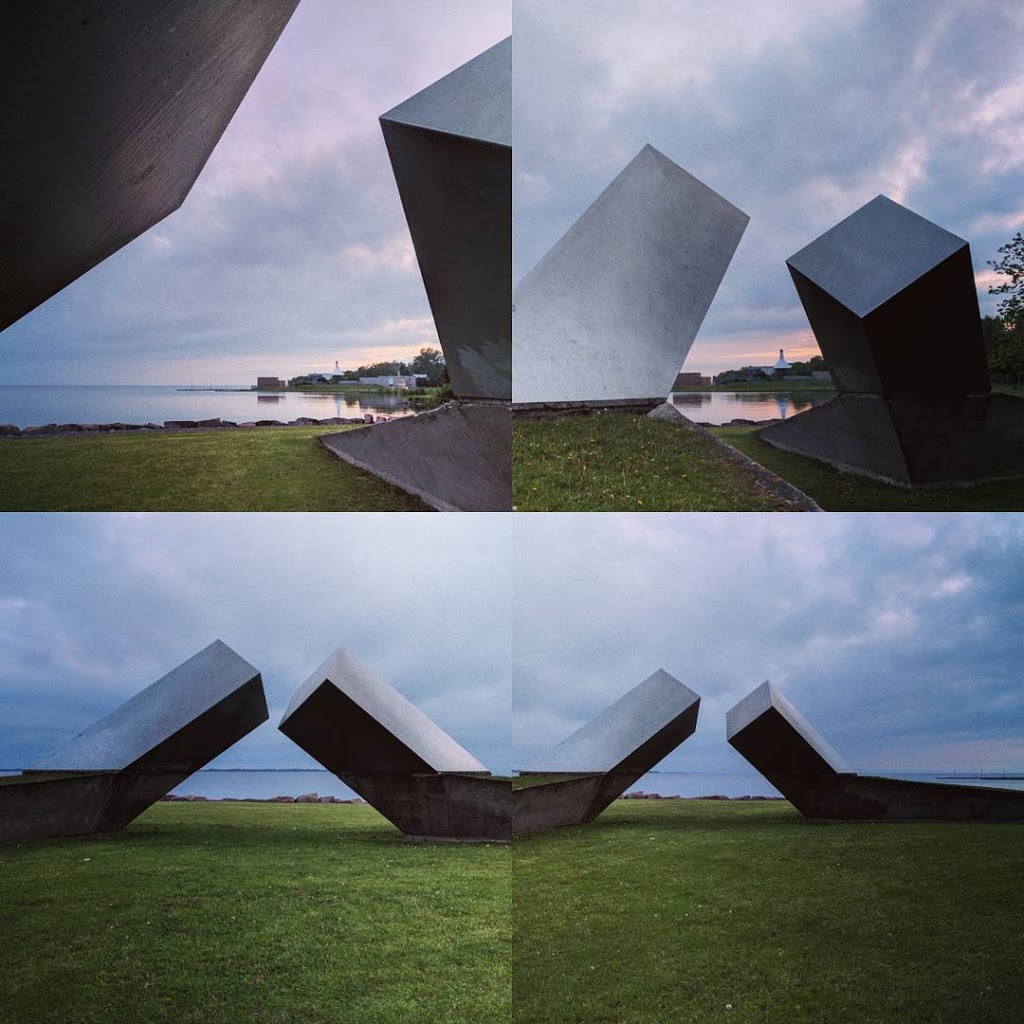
xmin=0 ymin=802 xmax=510 ymax=1024
xmin=0 ymin=428 xmax=431 ymax=511
xmin=713 ymin=426 xmax=1024 ymax=511
xmin=513 ymin=800 xmax=1024 ymax=1024
xmin=513 ymin=414 xmax=793 ymax=510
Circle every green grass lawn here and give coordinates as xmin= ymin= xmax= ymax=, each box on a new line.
xmin=514 ymin=800 xmax=1024 ymax=1024
xmin=713 ymin=426 xmax=1024 ymax=511
xmin=513 ymin=414 xmax=796 ymax=510
xmin=0 ymin=427 xmax=431 ymax=511
xmin=0 ymin=802 xmax=509 ymax=1024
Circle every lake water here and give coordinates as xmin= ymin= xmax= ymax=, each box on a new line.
xmin=6 ymin=769 xmax=1020 ymax=800
xmin=670 ymin=390 xmax=834 ymax=425
xmin=0 ymin=385 xmax=413 ymax=428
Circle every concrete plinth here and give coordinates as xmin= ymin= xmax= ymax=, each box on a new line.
xmin=759 ymin=392 xmax=1024 ymax=487
xmin=512 ymin=145 xmax=748 ymax=406
xmin=727 ymin=680 xmax=1024 ymax=821
xmin=380 ymin=37 xmax=510 ymax=400
xmin=1 ymin=2 xmax=299 ymax=332
xmin=279 ymin=646 xmax=509 ymax=840
xmin=1 ymin=640 xmax=267 ymax=842
xmin=319 ymin=402 xmax=511 ymax=511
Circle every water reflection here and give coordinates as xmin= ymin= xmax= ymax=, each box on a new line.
xmin=669 ymin=391 xmax=833 ymax=424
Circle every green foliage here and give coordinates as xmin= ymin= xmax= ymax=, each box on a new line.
xmin=0 ymin=802 xmax=510 ymax=1024
xmin=989 ymin=231 xmax=1024 ymax=324
xmin=409 ymin=346 xmax=448 ymax=386
xmin=983 ymin=315 xmax=1024 ymax=384
xmin=514 ymin=800 xmax=1024 ymax=1024
xmin=0 ymin=428 xmax=431 ymax=511
xmin=714 ymin=424 xmax=1024 ymax=510
xmin=512 ymin=414 xmax=797 ymax=510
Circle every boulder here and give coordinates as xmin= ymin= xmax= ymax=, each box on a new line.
xmin=0 ymin=424 xmax=21 ymax=435
xmin=295 ymin=792 xmax=319 ymax=803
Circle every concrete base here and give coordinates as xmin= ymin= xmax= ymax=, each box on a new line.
xmin=512 ymin=398 xmax=664 ymax=419
xmin=796 ymin=774 xmax=1024 ymax=822
xmin=513 ymin=771 xmax=643 ymax=836
xmin=757 ymin=392 xmax=1024 ymax=487
xmin=320 ymin=401 xmax=511 ymax=511
xmin=0 ymin=769 xmax=189 ymax=843
xmin=341 ymin=773 xmax=511 ymax=841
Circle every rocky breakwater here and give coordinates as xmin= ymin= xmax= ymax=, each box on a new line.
xmin=0 ymin=414 xmax=388 ymax=437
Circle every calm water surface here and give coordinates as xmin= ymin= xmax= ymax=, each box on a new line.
xmin=0 ymin=385 xmax=413 ymax=428
xmin=670 ymin=390 xmax=834 ymax=425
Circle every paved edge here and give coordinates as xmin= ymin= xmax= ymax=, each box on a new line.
xmin=646 ymin=402 xmax=822 ymax=511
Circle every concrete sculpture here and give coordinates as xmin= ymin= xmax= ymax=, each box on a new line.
xmin=727 ymin=680 xmax=1024 ymax=821
xmin=0 ymin=641 xmax=267 ymax=842
xmin=514 ymin=670 xmax=700 ymax=835
xmin=512 ymin=145 xmax=748 ymax=410
xmin=759 ymin=196 xmax=1024 ymax=486
xmin=321 ymin=37 xmax=511 ymax=510
xmin=0 ymin=2 xmax=299 ymax=333
xmin=279 ymin=646 xmax=510 ymax=840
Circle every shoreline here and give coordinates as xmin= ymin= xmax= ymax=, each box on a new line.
xmin=0 ymin=414 xmax=400 ymax=437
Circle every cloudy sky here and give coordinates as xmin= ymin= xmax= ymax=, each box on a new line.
xmin=4 ymin=1 xmax=1020 ymax=387
xmin=0 ymin=0 xmax=510 ymax=385
xmin=0 ymin=515 xmax=512 ymax=772
xmin=2 ymin=513 xmax=1022 ymax=780
xmin=515 ymin=0 xmax=1024 ymax=374
xmin=514 ymin=513 xmax=1024 ymax=775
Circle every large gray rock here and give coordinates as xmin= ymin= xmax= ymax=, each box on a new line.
xmin=0 ymin=2 xmax=299 ymax=332
xmin=380 ymin=37 xmax=510 ymax=400
xmin=512 ymin=145 xmax=748 ymax=407
xmin=726 ymin=680 xmax=1024 ymax=821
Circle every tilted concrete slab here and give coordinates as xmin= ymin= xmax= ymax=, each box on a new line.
xmin=319 ymin=402 xmax=511 ymax=511
xmin=758 ymin=196 xmax=1024 ymax=485
xmin=279 ymin=646 xmax=510 ymax=840
xmin=0 ymin=2 xmax=299 ymax=333
xmin=726 ymin=680 xmax=1024 ymax=821
xmin=515 ymin=670 xmax=700 ymax=835
xmin=512 ymin=145 xmax=748 ymax=406
xmin=381 ymin=37 xmax=511 ymax=400
xmin=2 ymin=641 xmax=267 ymax=842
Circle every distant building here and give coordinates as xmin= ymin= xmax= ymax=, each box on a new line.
xmin=773 ymin=348 xmax=791 ymax=377
xmin=256 ymin=376 xmax=285 ymax=390
xmin=672 ymin=371 xmax=712 ymax=389
xmin=358 ymin=375 xmax=418 ymax=389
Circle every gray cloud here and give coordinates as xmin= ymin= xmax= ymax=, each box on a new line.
xmin=515 ymin=0 xmax=1024 ymax=372
xmin=0 ymin=0 xmax=510 ymax=384
xmin=0 ymin=514 xmax=512 ymax=772
xmin=513 ymin=513 xmax=1024 ymax=774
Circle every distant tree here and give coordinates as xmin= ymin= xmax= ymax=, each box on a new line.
xmin=989 ymin=232 xmax=1024 ymax=325
xmin=983 ymin=315 xmax=1024 ymax=385
xmin=409 ymin=346 xmax=447 ymax=386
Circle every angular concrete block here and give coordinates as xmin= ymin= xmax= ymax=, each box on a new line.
xmin=725 ymin=680 xmax=851 ymax=808
xmin=319 ymin=401 xmax=511 ymax=511
xmin=381 ymin=37 xmax=511 ymax=400
xmin=2 ymin=640 xmax=267 ymax=842
xmin=515 ymin=670 xmax=700 ymax=835
xmin=726 ymin=680 xmax=1024 ymax=821
xmin=512 ymin=146 xmax=748 ymax=406
xmin=279 ymin=646 xmax=510 ymax=840
xmin=759 ymin=196 xmax=1024 ymax=486
xmin=0 ymin=2 xmax=299 ymax=332
xmin=786 ymin=195 xmax=988 ymax=396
